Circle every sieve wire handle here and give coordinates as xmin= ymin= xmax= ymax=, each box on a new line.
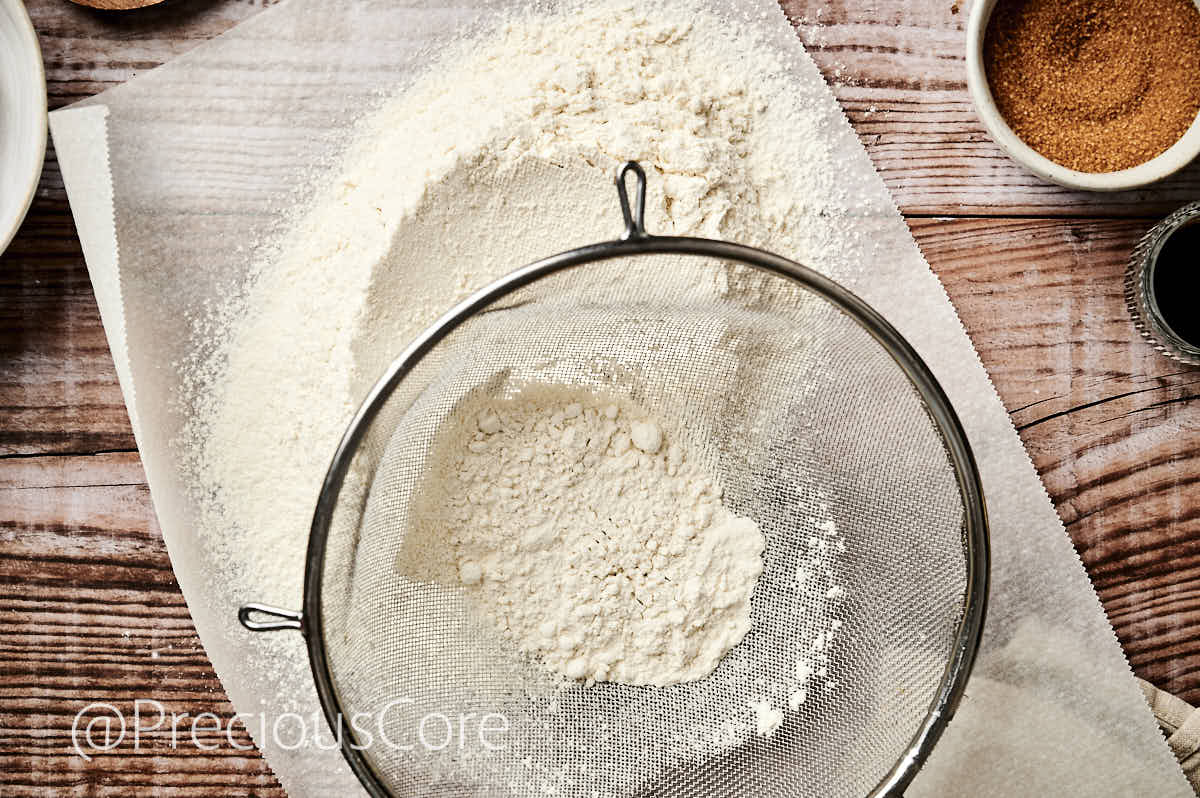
xmin=615 ymin=160 xmax=648 ymax=241
xmin=238 ymin=603 xmax=303 ymax=632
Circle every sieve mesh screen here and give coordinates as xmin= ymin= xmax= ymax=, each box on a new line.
xmin=314 ymin=250 xmax=971 ymax=798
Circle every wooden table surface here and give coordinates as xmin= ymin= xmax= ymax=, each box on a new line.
xmin=2 ymin=0 xmax=1198 ymax=794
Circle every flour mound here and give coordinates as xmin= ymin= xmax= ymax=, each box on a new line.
xmin=410 ymin=387 xmax=766 ymax=686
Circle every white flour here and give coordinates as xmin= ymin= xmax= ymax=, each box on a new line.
xmin=408 ymin=387 xmax=765 ymax=686
xmin=185 ymin=0 xmax=850 ymax=790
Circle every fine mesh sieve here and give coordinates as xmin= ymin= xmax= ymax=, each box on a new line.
xmin=240 ymin=162 xmax=989 ymax=798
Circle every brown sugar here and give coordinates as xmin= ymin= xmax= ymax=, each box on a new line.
xmin=984 ymin=0 xmax=1200 ymax=173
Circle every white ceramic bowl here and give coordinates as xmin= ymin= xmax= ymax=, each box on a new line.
xmin=966 ymin=0 xmax=1200 ymax=191
xmin=0 ymin=0 xmax=47 ymax=255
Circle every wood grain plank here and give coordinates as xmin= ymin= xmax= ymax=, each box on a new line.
xmin=0 ymin=202 xmax=135 ymax=456
xmin=915 ymin=216 xmax=1200 ymax=701
xmin=0 ymin=209 xmax=124 ymax=452
xmin=0 ymin=466 xmax=284 ymax=796
xmin=0 ymin=451 xmax=145 ymax=489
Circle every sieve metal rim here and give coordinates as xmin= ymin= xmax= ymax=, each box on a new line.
xmin=241 ymin=161 xmax=990 ymax=798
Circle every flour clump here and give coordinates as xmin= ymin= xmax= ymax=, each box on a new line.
xmin=408 ymin=386 xmax=766 ymax=686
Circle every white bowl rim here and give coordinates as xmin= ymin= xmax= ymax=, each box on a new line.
xmin=0 ymin=0 xmax=48 ymax=255
xmin=965 ymin=0 xmax=1200 ymax=192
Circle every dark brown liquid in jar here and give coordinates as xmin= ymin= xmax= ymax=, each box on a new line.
xmin=1152 ymin=221 xmax=1200 ymax=347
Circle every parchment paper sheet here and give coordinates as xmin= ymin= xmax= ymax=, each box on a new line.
xmin=48 ymin=0 xmax=1191 ymax=794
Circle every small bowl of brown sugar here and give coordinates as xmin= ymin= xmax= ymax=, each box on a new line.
xmin=966 ymin=0 xmax=1200 ymax=191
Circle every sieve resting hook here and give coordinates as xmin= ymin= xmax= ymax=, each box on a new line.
xmin=239 ymin=603 xmax=303 ymax=633
xmin=615 ymin=160 xmax=648 ymax=241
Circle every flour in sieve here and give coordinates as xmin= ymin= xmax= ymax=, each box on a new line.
xmin=406 ymin=386 xmax=766 ymax=687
